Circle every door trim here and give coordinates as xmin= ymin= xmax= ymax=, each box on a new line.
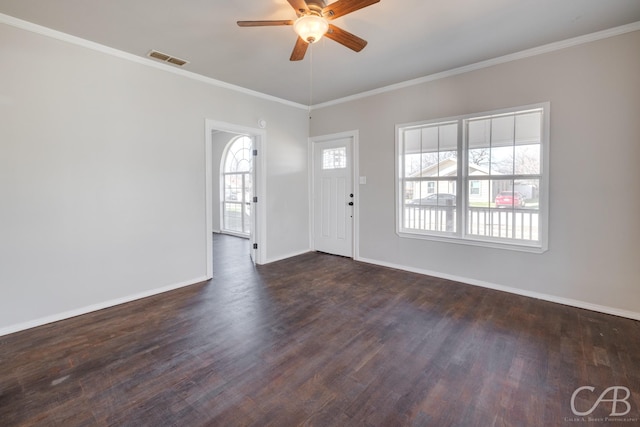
xmin=205 ymin=119 xmax=267 ymax=277
xmin=309 ymin=130 xmax=359 ymax=260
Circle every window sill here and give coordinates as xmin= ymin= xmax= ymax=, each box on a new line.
xmin=396 ymin=230 xmax=548 ymax=254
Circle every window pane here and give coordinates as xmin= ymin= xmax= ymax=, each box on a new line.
xmin=403 ymin=129 xmax=422 ymax=177
xmin=404 ymin=153 xmax=422 ymax=177
xmin=468 ymin=148 xmax=490 ymax=169
xmin=468 ymin=118 xmax=490 ymax=149
xmin=225 ymin=136 xmax=252 ymax=173
xmin=404 ymin=128 xmax=422 ymax=153
xmin=468 ymin=179 xmax=492 ymax=207
xmin=515 ymin=111 xmax=542 ymax=144
xmin=515 ymin=178 xmax=539 ymax=211
xmin=420 ymin=152 xmax=440 ymax=177
xmin=492 ymin=179 xmax=517 ymax=208
xmin=466 ymin=179 xmax=539 ymax=241
xmin=438 ymin=150 xmax=457 ymax=176
xmin=404 ymin=181 xmax=420 ymax=203
xmin=420 ymin=126 xmax=439 ymax=177
xmin=439 ymin=123 xmax=458 ymax=177
xmin=421 ymin=126 xmax=439 ymax=151
xmin=224 ymin=174 xmax=241 ymax=201
xmin=490 ymin=145 xmax=514 ymax=175
xmin=467 ymin=119 xmax=490 ymax=174
xmin=322 ymin=147 xmax=346 ymax=169
xmin=514 ymin=144 xmax=541 ymax=175
xmin=403 ymin=181 xmax=457 ymax=233
xmin=491 ymin=115 xmax=515 ymax=147
xmin=223 ymin=201 xmax=242 ymax=232
xmin=439 ymin=123 xmax=458 ymax=151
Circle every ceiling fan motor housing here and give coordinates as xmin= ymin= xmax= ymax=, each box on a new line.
xmin=302 ymin=0 xmax=327 ymax=16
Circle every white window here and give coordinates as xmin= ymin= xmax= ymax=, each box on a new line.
xmin=323 ymin=147 xmax=347 ymax=169
xmin=222 ymin=136 xmax=253 ymax=236
xmin=396 ymin=103 xmax=549 ymax=252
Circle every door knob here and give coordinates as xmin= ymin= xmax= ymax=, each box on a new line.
xmin=348 ymin=202 xmax=354 ymax=206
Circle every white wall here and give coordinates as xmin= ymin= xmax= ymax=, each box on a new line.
xmin=0 ymin=22 xmax=310 ymax=333
xmin=310 ymin=30 xmax=640 ymax=318
xmin=2 ymin=17 xmax=637 ymax=335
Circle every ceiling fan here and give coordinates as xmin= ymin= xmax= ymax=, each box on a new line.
xmin=237 ymin=0 xmax=380 ymax=61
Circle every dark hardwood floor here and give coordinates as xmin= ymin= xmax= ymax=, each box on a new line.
xmin=1 ymin=234 xmax=639 ymax=426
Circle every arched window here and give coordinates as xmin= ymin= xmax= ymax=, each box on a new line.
xmin=222 ymin=136 xmax=253 ymax=236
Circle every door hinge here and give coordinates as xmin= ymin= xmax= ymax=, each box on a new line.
xmin=252 ymin=149 xmax=258 ymax=156
xmin=253 ymin=196 xmax=258 ymax=203
xmin=253 ymin=243 xmax=258 ymax=249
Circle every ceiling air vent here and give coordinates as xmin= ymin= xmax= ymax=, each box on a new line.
xmin=147 ymin=50 xmax=189 ymax=67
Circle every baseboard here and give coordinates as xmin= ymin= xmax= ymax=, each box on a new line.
xmin=265 ymin=249 xmax=312 ymax=264
xmin=356 ymin=256 xmax=640 ymax=322
xmin=0 ymin=276 xmax=210 ymax=337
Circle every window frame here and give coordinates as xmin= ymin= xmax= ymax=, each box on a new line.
xmin=221 ymin=135 xmax=253 ymax=236
xmin=395 ymin=102 xmax=550 ymax=253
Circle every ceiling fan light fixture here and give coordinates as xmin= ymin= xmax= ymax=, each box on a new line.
xmin=293 ymin=15 xmax=329 ymax=44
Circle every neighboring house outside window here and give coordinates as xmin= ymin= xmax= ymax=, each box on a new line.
xmin=470 ymin=180 xmax=481 ymax=195
xmin=396 ymin=103 xmax=549 ymax=252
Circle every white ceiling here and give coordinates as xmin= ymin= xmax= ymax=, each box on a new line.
xmin=1 ymin=0 xmax=639 ymax=105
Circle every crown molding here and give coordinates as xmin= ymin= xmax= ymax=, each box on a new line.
xmin=2 ymin=12 xmax=638 ymax=111
xmin=312 ymin=21 xmax=640 ymax=110
xmin=0 ymin=13 xmax=308 ymax=110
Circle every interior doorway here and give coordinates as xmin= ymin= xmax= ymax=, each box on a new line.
xmin=205 ymin=120 xmax=266 ymax=278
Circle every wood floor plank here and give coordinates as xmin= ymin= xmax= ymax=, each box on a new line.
xmin=1 ymin=233 xmax=639 ymax=425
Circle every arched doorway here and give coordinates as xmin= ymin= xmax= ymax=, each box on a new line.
xmin=205 ymin=119 xmax=265 ymax=274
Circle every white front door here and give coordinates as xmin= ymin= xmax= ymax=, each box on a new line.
xmin=313 ymin=137 xmax=353 ymax=257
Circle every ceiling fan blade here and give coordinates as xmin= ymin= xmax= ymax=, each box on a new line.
xmin=290 ymin=37 xmax=309 ymax=61
xmin=237 ymin=20 xmax=294 ymax=27
xmin=322 ymin=0 xmax=380 ymax=20
xmin=287 ymin=0 xmax=310 ymax=14
xmin=325 ymin=24 xmax=367 ymax=52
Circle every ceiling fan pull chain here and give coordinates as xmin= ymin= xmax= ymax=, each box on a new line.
xmin=309 ymin=43 xmax=313 ymax=118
